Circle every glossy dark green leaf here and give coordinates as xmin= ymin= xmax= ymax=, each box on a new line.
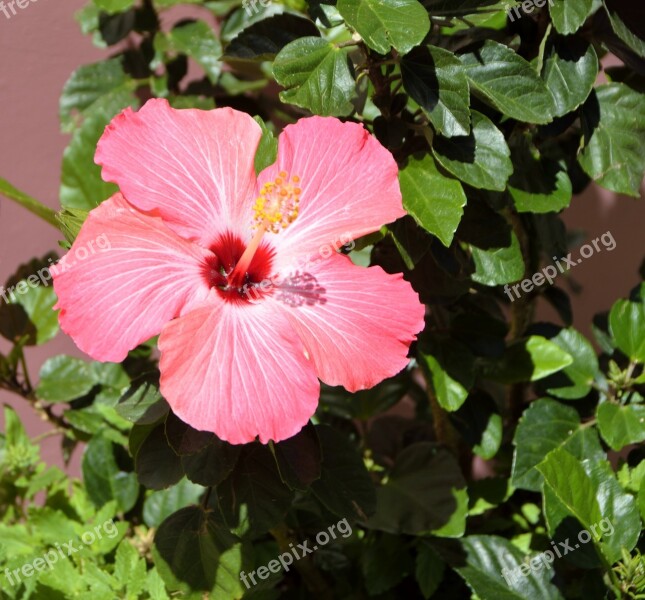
xmin=549 ymin=0 xmax=593 ymax=34
xmin=451 ymin=391 xmax=502 ymax=459
xmin=483 ymin=336 xmax=573 ymax=384
xmin=153 ymin=505 xmax=245 ymax=595
xmin=311 ymin=425 xmax=376 ymax=521
xmin=452 ymin=535 xmax=565 ymax=599
xmin=402 ymin=45 xmax=470 ymax=137
xmin=253 ymin=116 xmax=278 ymax=175
xmin=361 ymin=534 xmax=413 ymax=595
xmin=399 ymin=153 xmax=466 ymax=246
xmin=225 ymin=13 xmax=320 ymax=60
xmin=134 ymin=422 xmax=184 ymax=490
xmin=609 ymin=287 xmax=645 ymax=362
xmin=541 ymin=328 xmax=599 ymax=399
xmin=117 ymin=373 xmax=169 ymax=424
xmin=218 ymin=443 xmax=293 ymax=534
xmin=597 ymin=402 xmax=645 ymax=450
xmin=415 ymin=542 xmax=445 ymax=599
xmin=512 ymin=398 xmax=604 ymax=491
xmin=460 ymin=40 xmax=555 ymax=124
xmin=432 ymin=111 xmax=512 ymax=191
xmin=82 ymin=435 xmax=139 ymax=512
xmin=542 ymin=36 xmax=598 ymax=117
xmin=168 ymin=21 xmax=222 ymax=83
xmin=143 ymin=478 xmax=204 ymax=528
xmin=273 ymin=37 xmax=356 ymax=116
xmin=37 ymin=356 xmax=95 ymax=402
xmin=470 ymin=231 xmax=524 ymax=286
xmin=181 ymin=438 xmax=242 ymax=487
xmin=369 ymin=443 xmax=468 ymax=536
xmin=59 ymin=58 xmax=134 ymax=132
xmin=508 ymin=138 xmax=572 ymax=214
xmin=419 ymin=337 xmax=474 ymax=411
xmin=602 ymin=0 xmax=645 ymax=58
xmin=337 ymin=0 xmax=430 ymax=55
xmin=578 ymin=84 xmax=645 ymax=197
xmin=271 ymin=422 xmax=321 ymax=490
xmin=60 ymin=90 xmax=139 ymax=210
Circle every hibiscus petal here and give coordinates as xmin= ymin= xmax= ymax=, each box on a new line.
xmin=258 ymin=117 xmax=405 ymax=267
xmin=271 ymin=254 xmax=425 ymax=391
xmin=96 ymin=99 xmax=262 ymax=246
xmin=53 ymin=194 xmax=214 ymax=362
xmin=158 ymin=302 xmax=320 ymax=444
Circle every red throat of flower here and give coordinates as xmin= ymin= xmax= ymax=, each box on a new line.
xmin=228 ymin=171 xmax=301 ymax=289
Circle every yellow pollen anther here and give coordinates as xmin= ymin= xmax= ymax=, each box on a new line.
xmin=253 ymin=171 xmax=301 ymax=234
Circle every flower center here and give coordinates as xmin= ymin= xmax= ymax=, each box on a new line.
xmin=205 ymin=232 xmax=274 ymax=303
xmin=228 ymin=171 xmax=301 ymax=288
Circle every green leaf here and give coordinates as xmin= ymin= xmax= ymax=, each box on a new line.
xmin=415 ymin=542 xmax=445 ymax=599
xmin=37 ymin=356 xmax=95 ymax=402
xmin=432 ymin=110 xmax=512 ymax=191
xmin=460 ymin=40 xmax=555 ymax=124
xmin=181 ymin=438 xmax=242 ymax=487
xmin=273 ymin=37 xmax=356 ymax=116
xmin=94 ymin=0 xmax=135 ymax=14
xmin=537 ymin=447 xmax=603 ymax=530
xmin=549 ymin=0 xmax=593 ymax=34
xmin=508 ymin=139 xmax=572 ymax=214
xmin=153 ymin=506 xmax=244 ymax=595
xmin=253 ymin=116 xmax=278 ymax=175
xmin=451 ymin=391 xmax=502 ymax=460
xmin=603 ymin=0 xmax=645 ymax=58
xmin=361 ymin=534 xmax=413 ymax=595
xmin=369 ymin=443 xmax=468 ymax=536
xmin=117 ymin=374 xmax=169 ymax=424
xmin=452 ymin=535 xmax=565 ymax=599
xmin=541 ymin=328 xmax=599 ymax=399
xmin=0 ymin=280 xmax=59 ymax=346
xmin=597 ymin=402 xmax=645 ymax=450
xmin=143 ymin=478 xmax=204 ymax=528
xmin=225 ymin=13 xmax=320 ymax=60
xmin=59 ymin=58 xmax=134 ymax=132
xmin=134 ymin=422 xmax=184 ymax=490
xmin=470 ymin=231 xmax=524 ymax=286
xmin=218 ymin=443 xmax=294 ymax=535
xmin=541 ymin=36 xmax=598 ymax=117
xmin=578 ymin=84 xmax=645 ymax=197
xmin=512 ymin=398 xmax=604 ymax=491
xmin=114 ymin=540 xmax=147 ymax=597
xmin=82 ymin=435 xmax=139 ymax=513
xmin=311 ymin=425 xmax=377 ymax=521
xmin=272 ymin=422 xmax=321 ymax=490
xmin=543 ymin=457 xmax=640 ymax=564
xmin=168 ymin=21 xmax=223 ymax=83
xmin=419 ymin=337 xmax=474 ymax=411
xmin=399 ymin=153 xmax=466 ymax=247
xmin=337 ymin=0 xmax=430 ymax=55
xmin=609 ymin=290 xmax=645 ymax=362
xmin=484 ymin=336 xmax=573 ymax=384
xmin=60 ymin=90 xmax=139 ymax=210
xmin=402 ymin=45 xmax=471 ymax=137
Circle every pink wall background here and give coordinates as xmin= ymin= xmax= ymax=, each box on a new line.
xmin=0 ymin=1 xmax=643 ymax=471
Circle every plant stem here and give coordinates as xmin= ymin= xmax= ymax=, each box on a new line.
xmin=0 ymin=178 xmax=59 ymax=229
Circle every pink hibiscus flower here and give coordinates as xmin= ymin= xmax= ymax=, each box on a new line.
xmin=53 ymin=99 xmax=425 ymax=444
